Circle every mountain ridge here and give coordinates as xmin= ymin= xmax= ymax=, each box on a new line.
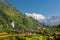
xmin=26 ymin=13 xmax=60 ymax=26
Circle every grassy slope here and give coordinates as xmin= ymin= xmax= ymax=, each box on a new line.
xmin=0 ymin=1 xmax=42 ymax=31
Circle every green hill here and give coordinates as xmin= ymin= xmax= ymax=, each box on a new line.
xmin=0 ymin=0 xmax=42 ymax=31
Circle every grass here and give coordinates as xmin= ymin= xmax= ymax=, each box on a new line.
xmin=0 ymin=31 xmax=59 ymax=40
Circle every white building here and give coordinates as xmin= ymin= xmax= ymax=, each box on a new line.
xmin=11 ymin=22 xmax=15 ymax=28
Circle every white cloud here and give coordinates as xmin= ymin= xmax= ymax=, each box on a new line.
xmin=25 ymin=13 xmax=46 ymax=21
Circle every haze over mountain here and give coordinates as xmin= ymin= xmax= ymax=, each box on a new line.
xmin=26 ymin=13 xmax=60 ymax=26
xmin=45 ymin=16 xmax=60 ymax=26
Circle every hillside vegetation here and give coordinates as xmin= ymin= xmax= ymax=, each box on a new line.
xmin=0 ymin=0 xmax=60 ymax=40
xmin=0 ymin=0 xmax=42 ymax=31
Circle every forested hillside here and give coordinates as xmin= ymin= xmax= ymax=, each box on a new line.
xmin=0 ymin=0 xmax=42 ymax=31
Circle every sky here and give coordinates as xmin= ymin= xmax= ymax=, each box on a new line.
xmin=5 ymin=0 xmax=60 ymax=18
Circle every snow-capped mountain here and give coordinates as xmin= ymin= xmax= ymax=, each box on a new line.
xmin=25 ymin=13 xmax=46 ymax=21
xmin=40 ymin=16 xmax=60 ymax=26
xmin=26 ymin=13 xmax=60 ymax=26
xmin=45 ymin=16 xmax=60 ymax=26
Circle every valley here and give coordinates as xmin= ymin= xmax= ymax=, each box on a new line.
xmin=0 ymin=0 xmax=60 ymax=40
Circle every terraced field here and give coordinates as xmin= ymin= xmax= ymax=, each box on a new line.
xmin=0 ymin=32 xmax=60 ymax=40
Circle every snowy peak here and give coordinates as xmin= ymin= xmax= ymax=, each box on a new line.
xmin=42 ymin=16 xmax=60 ymax=26
xmin=26 ymin=13 xmax=46 ymax=21
xmin=26 ymin=13 xmax=60 ymax=26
